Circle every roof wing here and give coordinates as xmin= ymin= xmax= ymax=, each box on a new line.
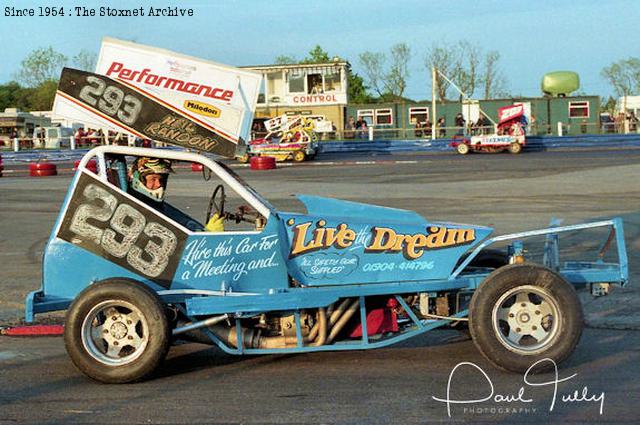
xmin=53 ymin=67 xmax=242 ymax=157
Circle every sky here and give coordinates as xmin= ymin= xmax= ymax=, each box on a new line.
xmin=1 ymin=0 xmax=639 ymax=100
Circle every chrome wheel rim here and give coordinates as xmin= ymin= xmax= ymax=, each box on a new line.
xmin=491 ymin=285 xmax=561 ymax=354
xmin=81 ymin=300 xmax=149 ymax=366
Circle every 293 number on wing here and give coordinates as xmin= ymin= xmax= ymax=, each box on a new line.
xmin=79 ymin=76 xmax=142 ymax=125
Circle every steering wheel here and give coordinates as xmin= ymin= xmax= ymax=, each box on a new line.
xmin=206 ymin=184 xmax=225 ymax=223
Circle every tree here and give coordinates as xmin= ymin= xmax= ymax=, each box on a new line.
xmin=425 ymin=41 xmax=509 ymax=100
xmin=424 ymin=42 xmax=459 ymax=100
xmin=358 ymin=43 xmax=412 ymax=99
xmin=301 ymin=45 xmax=330 ymax=64
xmin=601 ymin=57 xmax=640 ymax=99
xmin=482 ymin=50 xmax=508 ymax=99
xmin=0 ymin=81 xmax=22 ymax=111
xmin=600 ymin=96 xmax=617 ymax=115
xmin=28 ymin=80 xmax=59 ymax=110
xmin=451 ymin=41 xmax=479 ymax=100
xmin=348 ymin=72 xmax=373 ymax=104
xmin=15 ymin=47 xmax=67 ymax=87
xmin=274 ymin=55 xmax=298 ymax=65
xmin=0 ymin=81 xmax=58 ymax=111
xmin=385 ymin=43 xmax=411 ymax=98
xmin=73 ymin=49 xmax=97 ymax=72
xmin=358 ymin=51 xmax=386 ymax=97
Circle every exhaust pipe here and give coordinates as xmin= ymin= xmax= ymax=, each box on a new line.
xmin=327 ymin=299 xmax=360 ymax=344
xmin=175 ymin=301 xmax=346 ymax=349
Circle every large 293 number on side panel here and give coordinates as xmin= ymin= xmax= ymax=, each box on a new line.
xmin=66 ymin=182 xmax=178 ymax=279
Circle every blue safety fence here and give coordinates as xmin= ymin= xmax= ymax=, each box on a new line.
xmin=1 ymin=149 xmax=91 ymax=164
xmin=317 ymin=134 xmax=640 ymax=154
xmin=2 ymin=134 xmax=640 ymax=164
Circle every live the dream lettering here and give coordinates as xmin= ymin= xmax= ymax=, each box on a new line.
xmin=288 ymin=221 xmax=475 ymax=259
xmin=365 ymin=226 xmax=476 ymax=259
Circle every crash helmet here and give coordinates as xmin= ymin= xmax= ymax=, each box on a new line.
xmin=130 ymin=157 xmax=173 ymax=201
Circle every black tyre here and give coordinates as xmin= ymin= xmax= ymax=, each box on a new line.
xmin=469 ymin=264 xmax=583 ymax=373
xmin=64 ymin=279 xmax=170 ymax=383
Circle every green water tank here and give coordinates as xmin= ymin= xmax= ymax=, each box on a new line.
xmin=541 ymin=71 xmax=580 ymax=97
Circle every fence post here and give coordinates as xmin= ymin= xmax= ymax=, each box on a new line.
xmin=557 ymin=122 xmax=563 ymax=137
xmin=368 ymin=126 xmax=373 ymax=141
xmin=70 ymin=135 xmax=76 ymax=150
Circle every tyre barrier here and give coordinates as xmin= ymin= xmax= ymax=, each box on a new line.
xmin=29 ymin=162 xmax=57 ymax=177
xmin=73 ymin=159 xmax=98 ymax=173
xmin=250 ymin=156 xmax=276 ymax=170
xmin=192 ymin=162 xmax=204 ymax=172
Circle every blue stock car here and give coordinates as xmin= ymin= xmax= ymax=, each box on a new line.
xmin=26 ymin=146 xmax=629 ymax=383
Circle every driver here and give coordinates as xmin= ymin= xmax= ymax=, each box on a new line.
xmin=128 ymin=157 xmax=225 ymax=231
xmin=129 ymin=157 xmax=173 ymax=202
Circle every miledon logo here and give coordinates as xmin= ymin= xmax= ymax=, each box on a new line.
xmin=184 ymin=100 xmax=221 ymax=118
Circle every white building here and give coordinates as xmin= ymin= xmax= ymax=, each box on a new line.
xmin=617 ymin=96 xmax=640 ymax=117
xmin=242 ymin=61 xmax=349 ymax=132
xmin=0 ymin=108 xmax=52 ymax=144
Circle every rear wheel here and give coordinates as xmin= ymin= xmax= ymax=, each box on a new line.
xmin=64 ymin=279 xmax=170 ymax=383
xmin=508 ymin=142 xmax=523 ymax=154
xmin=457 ymin=143 xmax=470 ymax=155
xmin=469 ymin=264 xmax=582 ymax=373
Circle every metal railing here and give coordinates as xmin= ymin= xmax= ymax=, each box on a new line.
xmin=3 ymin=121 xmax=640 ymax=152
xmin=0 ymin=134 xmax=159 ymax=152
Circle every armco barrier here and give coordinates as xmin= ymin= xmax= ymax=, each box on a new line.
xmin=317 ymin=134 xmax=640 ymax=154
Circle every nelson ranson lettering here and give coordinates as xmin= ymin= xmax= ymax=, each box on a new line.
xmin=145 ymin=115 xmax=219 ymax=151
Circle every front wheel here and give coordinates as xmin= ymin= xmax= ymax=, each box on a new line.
xmin=292 ymin=150 xmax=306 ymax=162
xmin=456 ymin=143 xmax=470 ymax=155
xmin=64 ymin=279 xmax=170 ymax=383
xmin=469 ymin=264 xmax=582 ymax=373
xmin=508 ymin=142 xmax=523 ymax=154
